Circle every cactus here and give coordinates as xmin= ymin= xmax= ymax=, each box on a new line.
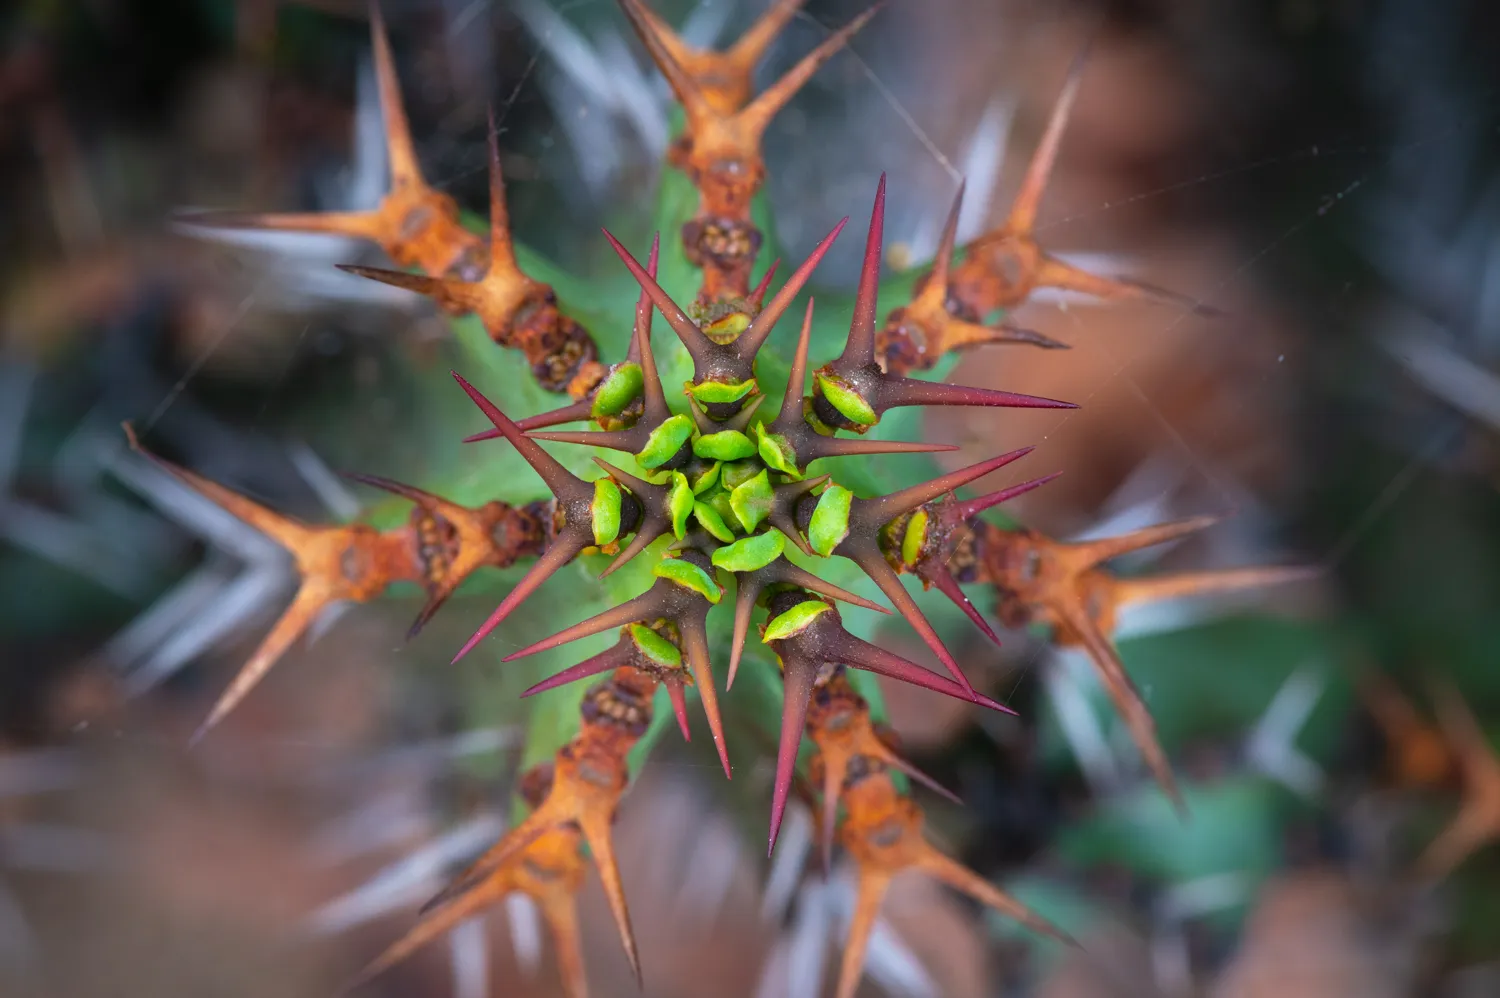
xmin=136 ymin=2 xmax=1323 ymax=993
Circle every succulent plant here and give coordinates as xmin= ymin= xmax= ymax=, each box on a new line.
xmin=137 ymin=2 xmax=1319 ymax=994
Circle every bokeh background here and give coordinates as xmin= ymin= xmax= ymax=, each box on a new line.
xmin=3 ymin=0 xmax=1500 ymax=995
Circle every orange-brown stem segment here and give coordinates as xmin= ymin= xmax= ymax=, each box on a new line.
xmin=423 ymin=668 xmax=659 ymax=987
xmin=833 ymin=770 xmax=1073 ymax=998
xmin=806 ymin=670 xmax=958 ymax=871
xmin=946 ymin=51 xmax=1220 ymax=320
xmin=628 ymin=0 xmax=807 ymax=115
xmin=341 ymin=109 xmax=601 ymax=396
xmin=183 ymin=3 xmax=484 ymax=283
xmin=342 ymin=473 xmax=547 ymax=639
xmin=617 ymin=0 xmax=879 ymax=303
xmin=1355 ymin=668 xmax=1457 ymax=790
xmin=977 ymin=516 xmax=1315 ymax=811
xmin=347 ymin=822 xmax=589 ymax=997
xmin=879 ymin=181 xmax=1069 ymax=375
xmin=187 ymin=11 xmax=605 ymax=399
xmin=1415 ymin=677 xmax=1500 ymax=881
xmin=123 ymin=424 xmax=421 ymax=740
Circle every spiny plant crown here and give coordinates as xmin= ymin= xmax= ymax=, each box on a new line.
xmin=143 ymin=2 xmax=1313 ymax=995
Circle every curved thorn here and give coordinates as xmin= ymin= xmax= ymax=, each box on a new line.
xmin=615 ymin=0 xmax=716 ymax=128
xmin=1055 ymin=596 xmax=1185 ymax=815
xmin=726 ymin=0 xmax=806 ymax=67
xmin=819 ymin=752 xmax=844 ymax=874
xmin=483 ymin=107 xmax=517 ymax=274
xmin=599 ymin=522 xmax=667 ymax=580
xmin=515 ymin=399 xmax=594 ymax=433
xmin=343 ymin=865 xmax=510 ymax=993
xmin=686 ymin=395 xmax=716 ymax=435
xmin=1112 ymin=564 xmax=1317 ymax=608
xmin=722 ymin=394 xmax=766 ymax=433
xmin=191 ymin=584 xmax=332 ymax=743
xmin=526 ymin=428 xmax=639 ymax=452
xmin=728 ymin=575 xmax=763 ymax=691
xmin=592 ymin=457 xmax=653 ymax=494
xmin=123 ymin=423 xmax=315 ymax=551
xmin=803 ymin=437 xmax=960 ymax=461
xmin=576 ymin=807 xmax=641 ymax=986
xmin=915 ymin=847 xmax=1077 ymax=946
xmin=1071 ymin=513 xmax=1225 ymax=565
xmin=1035 ymin=255 xmax=1223 ymax=316
xmin=340 ymin=470 xmax=444 ymax=510
xmin=635 ymin=234 xmax=669 ymax=422
xmin=881 ymin=750 xmax=962 ymax=806
xmin=986 ymin=323 xmax=1073 ymax=350
xmin=178 ymin=208 xmax=383 ymax=238
xmin=406 ymin=586 xmax=456 ymax=642
xmin=835 ymin=870 xmax=893 ymax=998
xmin=772 ymin=560 xmax=888 ymax=614
xmin=336 ymin=263 xmax=446 ymax=297
xmin=463 ymin=427 xmax=504 ymax=443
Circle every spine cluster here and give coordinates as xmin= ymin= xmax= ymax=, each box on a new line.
xmin=151 ymin=3 xmax=1316 ymax=994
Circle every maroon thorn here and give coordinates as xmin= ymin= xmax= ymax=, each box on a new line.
xmin=602 ymin=228 xmax=710 ymax=362
xmin=452 ymin=372 xmax=588 ymax=500
xmin=842 ymin=543 xmax=974 ymax=694
xmin=925 ymin=564 xmax=1001 ymax=646
xmin=769 ymin=655 xmax=819 ymax=857
xmin=520 ymin=639 xmax=634 ymax=698
xmin=838 ymin=174 xmax=886 ymax=369
xmin=952 ymin=471 xmax=1062 ymax=520
xmin=748 ymin=259 xmax=781 ymax=310
xmin=857 ymin=447 xmax=1034 ymax=526
xmin=450 ymin=533 xmax=588 ymax=664
xmin=739 ymin=217 xmax=849 ymax=357
xmin=880 ymin=376 xmax=1077 ymax=412
xmin=502 ymin=586 xmax=673 ymax=661
xmin=665 ymin=678 xmax=692 ymax=742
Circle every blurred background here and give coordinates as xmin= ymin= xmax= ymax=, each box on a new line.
xmin=3 ymin=0 xmax=1500 ymax=995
